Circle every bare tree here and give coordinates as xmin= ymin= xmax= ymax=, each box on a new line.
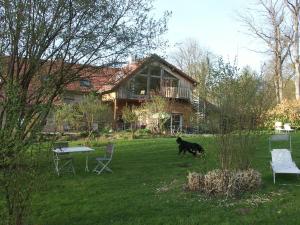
xmin=0 ymin=0 xmax=169 ymax=224
xmin=285 ymin=0 xmax=300 ymax=99
xmin=171 ymin=38 xmax=212 ymax=131
xmin=239 ymin=0 xmax=291 ymax=103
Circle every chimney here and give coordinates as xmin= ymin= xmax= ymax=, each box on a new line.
xmin=128 ymin=55 xmax=133 ymax=65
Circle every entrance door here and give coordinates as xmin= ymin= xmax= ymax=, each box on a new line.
xmin=169 ymin=114 xmax=182 ymax=134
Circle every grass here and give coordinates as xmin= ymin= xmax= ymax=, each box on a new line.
xmin=23 ymin=134 xmax=300 ymax=224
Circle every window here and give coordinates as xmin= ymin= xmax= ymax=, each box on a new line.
xmin=80 ymin=79 xmax=91 ymax=88
xmin=130 ymin=75 xmax=147 ymax=95
xmin=164 ymin=71 xmax=175 ymax=79
xmin=162 ymin=71 xmax=179 ymax=87
xmin=164 ymin=114 xmax=183 ymax=132
xmin=139 ymin=66 xmax=148 ymax=75
xmin=63 ymin=96 xmax=75 ymax=104
xmin=149 ymin=65 xmax=161 ymax=76
xmin=162 ymin=78 xmax=178 ymax=87
xmin=150 ymin=77 xmax=160 ymax=93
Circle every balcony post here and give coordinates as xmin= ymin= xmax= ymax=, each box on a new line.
xmin=113 ymin=98 xmax=117 ymax=130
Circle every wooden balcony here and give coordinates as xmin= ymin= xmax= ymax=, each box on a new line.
xmin=161 ymin=86 xmax=192 ymax=100
xmin=116 ymin=86 xmax=192 ymax=101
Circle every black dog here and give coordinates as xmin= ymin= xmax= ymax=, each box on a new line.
xmin=176 ymin=137 xmax=204 ymax=156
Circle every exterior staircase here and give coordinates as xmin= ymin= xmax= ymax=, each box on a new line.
xmin=191 ymin=94 xmax=206 ymax=133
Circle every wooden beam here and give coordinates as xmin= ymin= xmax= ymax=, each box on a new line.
xmin=113 ymin=99 xmax=117 ymax=129
xmin=147 ymin=66 xmax=150 ymax=97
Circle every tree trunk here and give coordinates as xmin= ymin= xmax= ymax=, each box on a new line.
xmin=274 ymin=55 xmax=283 ymax=103
xmin=293 ymin=11 xmax=300 ymax=100
xmin=295 ymin=63 xmax=300 ymax=100
xmin=285 ymin=0 xmax=300 ymax=100
xmin=275 ymin=22 xmax=283 ymax=103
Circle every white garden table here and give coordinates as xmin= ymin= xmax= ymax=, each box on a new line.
xmin=53 ymin=146 xmax=95 ymax=174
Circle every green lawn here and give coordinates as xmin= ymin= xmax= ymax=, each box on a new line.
xmin=29 ymin=134 xmax=300 ymax=225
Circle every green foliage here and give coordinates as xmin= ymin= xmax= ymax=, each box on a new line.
xmin=263 ymin=99 xmax=300 ymax=129
xmin=55 ymin=94 xmax=112 ymax=138
xmin=141 ymin=96 xmax=170 ymax=134
xmin=121 ymin=105 xmax=139 ymax=139
xmin=122 ymin=105 xmax=139 ymax=124
xmin=76 ymin=94 xmax=112 ymax=136
xmin=54 ymin=104 xmax=78 ymax=132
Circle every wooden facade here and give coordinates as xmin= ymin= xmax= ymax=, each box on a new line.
xmin=101 ymin=57 xmax=197 ymax=132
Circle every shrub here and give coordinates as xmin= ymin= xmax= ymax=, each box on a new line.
xmin=187 ymin=169 xmax=261 ymax=197
xmin=187 ymin=172 xmax=204 ymax=191
xmin=135 ymin=128 xmax=151 ymax=136
xmin=263 ymin=99 xmax=300 ymax=129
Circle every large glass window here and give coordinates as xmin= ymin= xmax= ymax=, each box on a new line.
xmin=162 ymin=71 xmax=179 ymax=87
xmin=149 ymin=66 xmax=161 ymax=76
xmin=130 ymin=75 xmax=148 ymax=95
xmin=162 ymin=78 xmax=178 ymax=87
xmin=139 ymin=66 xmax=148 ymax=75
xmin=150 ymin=77 xmax=161 ymax=93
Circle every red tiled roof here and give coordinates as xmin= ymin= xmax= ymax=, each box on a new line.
xmin=65 ymin=67 xmax=120 ymax=93
xmin=65 ymin=62 xmax=141 ymax=93
xmin=73 ymin=54 xmax=197 ymax=95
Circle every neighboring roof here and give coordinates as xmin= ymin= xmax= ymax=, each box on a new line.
xmin=65 ymin=67 xmax=121 ymax=93
xmin=65 ymin=61 xmax=142 ymax=93
xmin=97 ymin=54 xmax=197 ymax=94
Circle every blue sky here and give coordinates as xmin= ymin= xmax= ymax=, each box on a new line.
xmin=154 ymin=0 xmax=265 ymax=71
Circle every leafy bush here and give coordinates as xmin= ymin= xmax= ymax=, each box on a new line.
xmin=135 ymin=128 xmax=151 ymax=136
xmin=263 ymin=99 xmax=300 ymax=129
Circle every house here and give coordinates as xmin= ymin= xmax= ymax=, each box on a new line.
xmin=99 ymin=54 xmax=197 ymax=132
xmin=45 ymin=54 xmax=198 ymax=133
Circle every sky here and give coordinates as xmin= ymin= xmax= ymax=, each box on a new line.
xmin=153 ymin=0 xmax=266 ymax=71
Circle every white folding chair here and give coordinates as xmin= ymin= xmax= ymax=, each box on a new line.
xmin=274 ymin=121 xmax=284 ymax=133
xmin=53 ymin=142 xmax=75 ymax=176
xmin=270 ymin=149 xmax=300 ymax=184
xmin=283 ymin=123 xmax=294 ymax=133
xmin=93 ymin=143 xmax=114 ymax=175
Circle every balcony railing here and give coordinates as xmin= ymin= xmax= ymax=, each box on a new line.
xmin=161 ymin=86 xmax=192 ymax=100
xmin=117 ymin=86 xmax=192 ymax=101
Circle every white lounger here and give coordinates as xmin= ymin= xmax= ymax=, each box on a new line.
xmin=271 ymin=149 xmax=300 ymax=184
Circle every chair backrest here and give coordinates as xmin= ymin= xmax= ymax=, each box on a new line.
xmin=284 ymin=123 xmax=291 ymax=130
xmin=105 ymin=143 xmax=114 ymax=159
xmin=271 ymin=149 xmax=293 ymax=165
xmin=53 ymin=142 xmax=69 ymax=149
xmin=269 ymin=134 xmax=291 ymax=151
xmin=270 ymin=134 xmax=289 ymax=141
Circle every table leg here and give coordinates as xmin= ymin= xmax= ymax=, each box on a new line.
xmin=85 ymin=155 xmax=89 ymax=172
xmin=54 ymin=154 xmax=60 ymax=176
